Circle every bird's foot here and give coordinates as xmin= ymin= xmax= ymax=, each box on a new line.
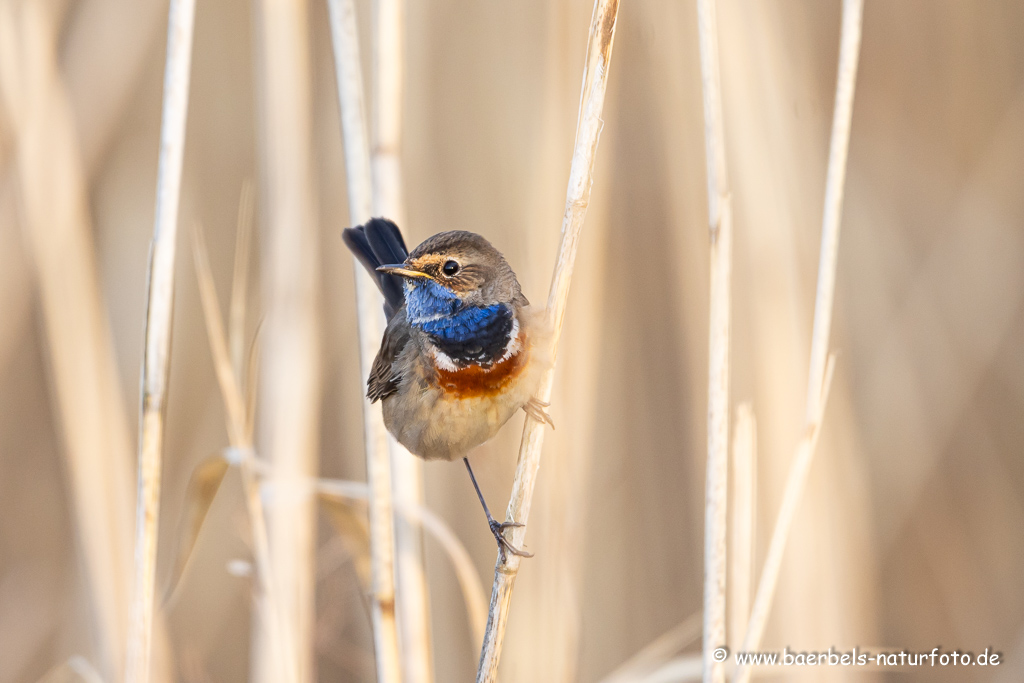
xmin=489 ymin=518 xmax=533 ymax=560
xmin=524 ymin=398 xmax=555 ymax=428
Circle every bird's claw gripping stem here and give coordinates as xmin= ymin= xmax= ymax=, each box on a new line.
xmin=489 ymin=518 xmax=533 ymax=560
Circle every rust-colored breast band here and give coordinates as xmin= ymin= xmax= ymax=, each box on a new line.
xmin=435 ymin=333 xmax=528 ymax=399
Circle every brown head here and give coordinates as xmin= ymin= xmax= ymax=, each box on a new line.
xmin=378 ymin=230 xmax=528 ymax=309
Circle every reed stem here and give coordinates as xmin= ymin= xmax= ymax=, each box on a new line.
xmin=192 ymin=224 xmax=293 ymax=682
xmin=695 ymin=0 xmax=732 ymax=679
xmin=732 ymin=2 xmax=863 ymax=680
xmin=475 ymin=2 xmax=620 ymax=680
xmin=370 ymin=0 xmax=434 ymax=677
xmin=728 ymin=405 xmax=756 ymax=652
xmin=326 ymin=0 xmax=403 ymax=679
xmin=0 ymin=3 xmax=140 ymax=678
xmin=805 ymin=0 xmax=862 ymax=422
xmin=252 ymin=0 xmax=322 ymax=679
xmin=315 ymin=478 xmax=488 ymax=648
xmin=125 ymin=0 xmax=196 ymax=678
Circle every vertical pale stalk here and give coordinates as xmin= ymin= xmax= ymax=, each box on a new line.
xmin=475 ymin=2 xmax=619 ymax=680
xmin=326 ymin=0 xmax=403 ymax=680
xmin=695 ymin=0 xmax=732 ymax=681
xmin=327 ymin=0 xmax=373 ymax=221
xmin=315 ymin=478 xmax=488 ymax=648
xmin=125 ymin=0 xmax=196 ymax=678
xmin=733 ymin=2 xmax=863 ymax=681
xmin=229 ymin=182 xmax=254 ymax=379
xmin=252 ymin=0 xmax=322 ymax=679
xmin=804 ymin=0 xmax=862 ymax=422
xmin=532 ymin=169 xmax=609 ymax=683
xmin=371 ymin=0 xmax=433 ymax=678
xmin=371 ymin=0 xmax=405 ymax=223
xmin=0 ymin=3 xmax=137 ymax=680
xmin=728 ymin=405 xmax=755 ymax=652
xmin=192 ymin=224 xmax=292 ymax=682
xmin=733 ymin=358 xmax=836 ymax=683
xmin=509 ymin=6 xmax=611 ymax=677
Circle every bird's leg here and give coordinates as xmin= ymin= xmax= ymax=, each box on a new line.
xmin=463 ymin=457 xmax=533 ymax=560
xmin=524 ymin=397 xmax=555 ymax=428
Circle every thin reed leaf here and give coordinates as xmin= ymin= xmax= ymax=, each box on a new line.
xmin=319 ymin=492 xmax=373 ymax=589
xmin=192 ymin=220 xmax=292 ymax=683
xmin=229 ymin=181 xmax=255 ymax=379
xmin=192 ymin=224 xmax=247 ymax=438
xmin=164 ymin=452 xmax=230 ymax=602
xmin=244 ymin=324 xmax=262 ymax=443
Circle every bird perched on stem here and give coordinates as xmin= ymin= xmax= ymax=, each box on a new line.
xmin=343 ymin=218 xmax=552 ymax=558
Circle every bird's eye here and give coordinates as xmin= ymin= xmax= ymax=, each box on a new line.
xmin=442 ymin=260 xmax=460 ymax=276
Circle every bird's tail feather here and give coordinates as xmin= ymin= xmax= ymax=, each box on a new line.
xmin=342 ymin=217 xmax=409 ymax=320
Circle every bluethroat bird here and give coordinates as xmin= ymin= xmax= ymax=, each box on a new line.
xmin=343 ymin=218 xmax=553 ymax=558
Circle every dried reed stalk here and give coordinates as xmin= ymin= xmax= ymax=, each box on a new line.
xmin=732 ymin=5 xmax=863 ymax=680
xmin=732 ymin=357 xmax=837 ymax=683
xmin=192 ymin=224 xmax=292 ymax=682
xmin=728 ymin=405 xmax=755 ymax=651
xmin=252 ymin=0 xmax=322 ymax=679
xmin=326 ymin=0 xmax=402 ymax=679
xmin=315 ymin=479 xmax=488 ymax=647
xmin=695 ymin=0 xmax=732 ymax=680
xmin=371 ymin=0 xmax=433 ymax=678
xmin=804 ymin=0 xmax=862 ymax=422
xmin=0 ymin=3 xmax=137 ymax=679
xmin=475 ymin=2 xmax=619 ymax=680
xmin=228 ymin=181 xmax=254 ymax=378
xmin=125 ymin=0 xmax=196 ymax=679
xmin=371 ymin=0 xmax=405 ymax=223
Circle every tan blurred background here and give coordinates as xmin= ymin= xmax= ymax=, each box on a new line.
xmin=1 ymin=0 xmax=1023 ymax=681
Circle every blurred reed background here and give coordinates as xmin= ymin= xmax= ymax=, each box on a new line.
xmin=1 ymin=0 xmax=1023 ymax=682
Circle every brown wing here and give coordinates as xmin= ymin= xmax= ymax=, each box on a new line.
xmin=368 ymin=313 xmax=411 ymax=403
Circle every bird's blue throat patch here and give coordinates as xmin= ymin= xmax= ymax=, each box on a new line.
xmin=405 ymin=280 xmax=515 ymax=366
xmin=404 ymin=279 xmax=461 ymax=322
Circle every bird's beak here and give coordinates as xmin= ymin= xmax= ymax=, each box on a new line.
xmin=376 ymin=264 xmax=432 ymax=280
